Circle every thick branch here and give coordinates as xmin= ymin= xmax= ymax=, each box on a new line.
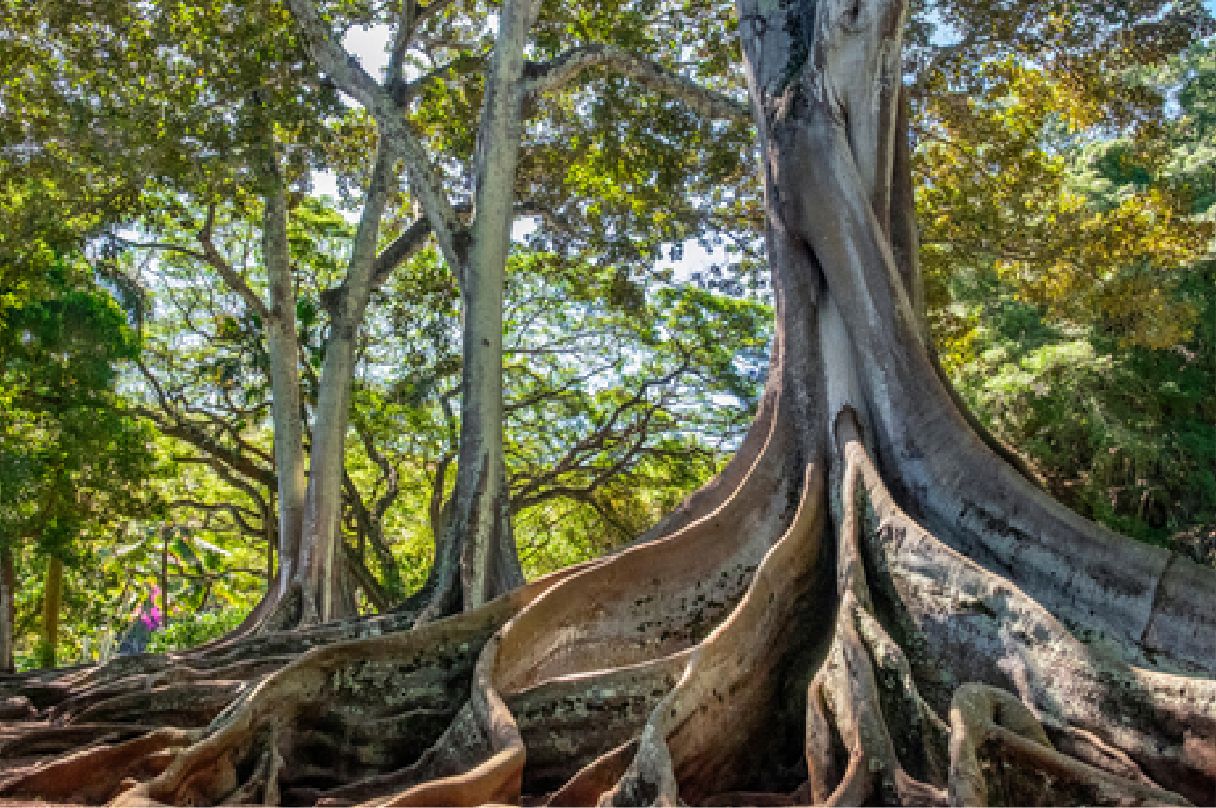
xmin=285 ymin=0 xmax=466 ymax=276
xmin=522 ymin=45 xmax=749 ymax=121
xmin=371 ymin=215 xmax=434 ymax=289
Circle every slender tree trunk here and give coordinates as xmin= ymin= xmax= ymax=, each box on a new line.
xmin=40 ymin=556 xmax=62 ymax=669
xmin=160 ymin=529 xmax=169 ymax=628
xmin=263 ymin=154 xmax=308 ymax=602
xmin=0 ymin=543 xmax=15 ymax=673
xmin=212 ymin=154 xmax=310 ymax=639
xmin=422 ymin=0 xmax=535 ymax=619
xmin=298 ymin=142 xmax=395 ymax=624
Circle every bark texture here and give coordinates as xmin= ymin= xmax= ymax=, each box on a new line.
xmin=2 ymin=0 xmax=1214 ymax=805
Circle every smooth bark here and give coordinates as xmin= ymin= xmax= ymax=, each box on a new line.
xmin=423 ymin=0 xmax=537 ymax=617
xmin=299 ymin=141 xmax=396 ymax=623
xmin=2 ymin=2 xmax=1214 ymax=806
xmin=263 ymin=154 xmax=308 ymax=601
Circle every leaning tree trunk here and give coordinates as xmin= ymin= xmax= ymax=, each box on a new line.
xmin=3 ymin=0 xmax=1215 ymax=804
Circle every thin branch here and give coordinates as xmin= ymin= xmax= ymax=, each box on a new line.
xmin=138 ymin=402 xmax=276 ymax=489
xmin=199 ymin=205 xmax=272 ymax=321
xmin=403 ymin=0 xmax=459 ymax=42
xmin=387 ymin=1 xmax=417 ymax=84
xmin=167 ymin=499 xmax=264 ymax=537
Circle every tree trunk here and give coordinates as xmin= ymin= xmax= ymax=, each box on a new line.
xmin=420 ymin=0 xmax=534 ymax=619
xmin=2 ymin=0 xmax=1215 ymax=804
xmin=210 ymin=158 xmax=311 ymax=640
xmin=263 ymin=154 xmax=308 ymax=603
xmin=39 ymin=556 xmax=62 ymax=669
xmin=0 ymin=543 xmax=14 ymax=673
xmin=160 ymin=529 xmax=169 ymax=628
xmin=297 ymin=141 xmax=395 ymax=624
xmin=297 ymin=326 xmax=358 ymax=624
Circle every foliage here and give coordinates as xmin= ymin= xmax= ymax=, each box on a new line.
xmin=1 ymin=0 xmax=1212 ymax=665
xmin=928 ymin=43 xmax=1216 ymax=548
xmin=0 ymin=181 xmax=160 ymax=668
xmin=145 ymin=608 xmax=246 ymax=654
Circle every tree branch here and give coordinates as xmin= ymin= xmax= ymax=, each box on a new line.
xmin=371 ymin=214 xmax=434 ymax=289
xmin=386 ymin=1 xmax=417 ymax=85
xmin=199 ymin=205 xmax=272 ymax=322
xmin=522 ymin=45 xmax=750 ymax=121
xmin=286 ymin=0 xmax=386 ymax=110
xmin=286 ymin=0 xmax=467 ymax=277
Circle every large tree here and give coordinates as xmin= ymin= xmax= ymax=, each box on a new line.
xmin=2 ymin=0 xmax=1215 ymax=806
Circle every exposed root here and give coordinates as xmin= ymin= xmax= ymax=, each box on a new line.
xmin=0 ymin=591 xmax=420 ymax=718
xmin=540 ymin=741 xmax=636 ymax=807
xmin=803 ymin=422 xmax=946 ymax=806
xmin=605 ymin=462 xmax=825 ymax=806
xmin=283 ymin=394 xmax=808 ymax=808
xmin=6 ymin=401 xmax=1213 ymax=808
xmin=7 ymin=1 xmax=1216 ymax=804
xmin=46 ymin=656 xmax=290 ymax=726
xmin=840 ymin=410 xmax=1216 ymax=806
xmin=69 ymin=680 xmax=247 ymax=727
xmin=0 ymin=727 xmax=198 ymax=805
xmin=948 ymin=682 xmax=1189 ymax=806
xmin=91 ymin=568 xmax=587 ymax=806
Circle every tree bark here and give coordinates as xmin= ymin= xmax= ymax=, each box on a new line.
xmin=420 ymin=0 xmax=535 ymax=619
xmin=263 ymin=152 xmax=308 ymax=603
xmin=298 ymin=141 xmax=396 ymax=624
xmin=39 ymin=556 xmax=63 ymax=669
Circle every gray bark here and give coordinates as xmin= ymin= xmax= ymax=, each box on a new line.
xmin=5 ymin=2 xmax=1214 ymax=805
xmin=422 ymin=0 xmax=538 ymax=617
xmin=299 ymin=141 xmax=397 ymax=623
xmin=262 ymin=155 xmax=307 ymax=600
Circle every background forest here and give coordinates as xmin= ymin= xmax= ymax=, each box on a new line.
xmin=1 ymin=2 xmax=1213 ymax=671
